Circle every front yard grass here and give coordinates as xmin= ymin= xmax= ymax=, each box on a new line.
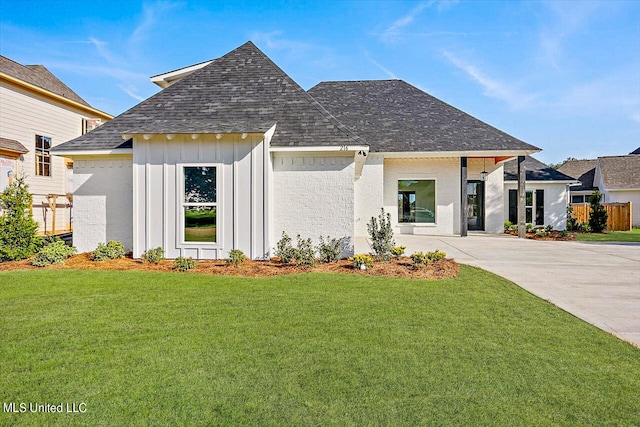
xmin=1 ymin=266 xmax=639 ymax=426
xmin=575 ymin=227 xmax=640 ymax=242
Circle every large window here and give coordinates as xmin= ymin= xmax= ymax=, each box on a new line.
xmin=509 ymin=189 xmax=544 ymax=226
xmin=35 ymin=135 xmax=51 ymax=176
xmin=182 ymin=166 xmax=217 ymax=243
xmin=398 ymin=180 xmax=436 ymax=223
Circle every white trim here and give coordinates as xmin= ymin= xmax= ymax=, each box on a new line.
xmin=397 ymin=177 xmax=438 ymax=225
xmin=380 ymin=149 xmax=539 ymax=158
xmin=150 ymin=61 xmax=213 ymax=88
xmin=607 ymin=187 xmax=640 ymax=192
xmin=270 ymin=145 xmax=370 ymax=153
xmin=50 ymin=149 xmax=133 ymax=156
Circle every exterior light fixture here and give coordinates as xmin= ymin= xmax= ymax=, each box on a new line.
xmin=480 ymin=158 xmax=488 ymax=181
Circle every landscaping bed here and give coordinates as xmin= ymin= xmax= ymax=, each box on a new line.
xmin=0 ymin=252 xmax=459 ymax=279
xmin=504 ymin=230 xmax=575 ymax=241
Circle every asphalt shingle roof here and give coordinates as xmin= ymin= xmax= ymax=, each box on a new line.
xmin=308 ymin=80 xmax=540 ymax=153
xmin=503 ymin=155 xmax=575 ymax=181
xmin=598 ymin=155 xmax=640 ymax=189
xmin=0 ymin=55 xmax=91 ymax=107
xmin=557 ymin=159 xmax=597 ymax=191
xmin=0 ymin=137 xmax=28 ymax=154
xmin=54 ymin=41 xmax=361 ymax=151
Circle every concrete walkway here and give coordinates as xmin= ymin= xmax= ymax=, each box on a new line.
xmin=356 ymin=234 xmax=640 ymax=347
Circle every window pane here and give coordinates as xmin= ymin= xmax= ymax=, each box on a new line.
xmin=184 ymin=167 xmax=216 ymax=203
xmin=398 ymin=180 xmax=435 ymax=223
xmin=184 ymin=206 xmax=216 ymax=242
xmin=571 ymin=195 xmax=583 ymax=203
xmin=525 ymin=191 xmax=533 ymax=207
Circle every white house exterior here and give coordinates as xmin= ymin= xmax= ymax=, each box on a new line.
xmin=53 ymin=42 xmax=540 ymax=259
xmin=0 ymin=55 xmax=112 ymax=234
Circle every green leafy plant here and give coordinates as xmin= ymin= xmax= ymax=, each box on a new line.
xmin=349 ymin=254 xmax=373 ymax=270
xmin=504 ymin=220 xmax=513 ymax=231
xmin=226 ymin=249 xmax=246 ymax=267
xmin=275 ymin=231 xmax=297 ymax=263
xmin=588 ymin=191 xmax=608 ymax=233
xmin=142 ymin=247 xmax=164 ymax=264
xmin=31 ymin=239 xmax=76 ymax=267
xmin=93 ymin=240 xmax=126 ymax=261
xmin=367 ymin=208 xmax=395 ymax=261
xmin=317 ymin=235 xmax=348 ymax=263
xmin=526 ymin=223 xmax=533 ymax=233
xmin=390 ymin=245 xmax=406 ymax=258
xmin=174 ymin=256 xmax=197 ymax=272
xmin=566 ymin=204 xmax=578 ymax=231
xmin=0 ymin=175 xmax=42 ymax=261
xmin=411 ymin=249 xmax=446 ymax=267
xmin=295 ymin=235 xmax=316 ymax=267
xmin=545 ymin=224 xmax=553 ymax=233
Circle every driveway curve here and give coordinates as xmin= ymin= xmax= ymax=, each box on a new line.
xmin=359 ymin=234 xmax=640 ymax=347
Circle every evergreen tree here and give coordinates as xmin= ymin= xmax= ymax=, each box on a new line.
xmin=588 ymin=190 xmax=608 ymax=233
xmin=0 ymin=176 xmax=42 ymax=260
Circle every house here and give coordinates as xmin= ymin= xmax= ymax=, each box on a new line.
xmin=52 ymin=41 xmax=540 ymax=259
xmin=559 ymin=152 xmax=640 ymax=226
xmin=503 ymin=156 xmax=578 ymax=229
xmin=0 ymin=55 xmax=112 ymax=234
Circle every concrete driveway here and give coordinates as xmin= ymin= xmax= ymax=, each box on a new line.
xmin=356 ymin=234 xmax=640 ymax=347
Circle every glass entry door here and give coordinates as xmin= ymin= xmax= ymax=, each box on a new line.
xmin=467 ymin=181 xmax=485 ymax=231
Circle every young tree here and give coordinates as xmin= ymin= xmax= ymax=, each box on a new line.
xmin=367 ymin=208 xmax=395 ymax=261
xmin=0 ymin=176 xmax=41 ymax=260
xmin=588 ymin=190 xmax=608 ymax=233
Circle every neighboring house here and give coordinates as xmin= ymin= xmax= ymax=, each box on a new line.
xmin=52 ymin=41 xmax=540 ymax=259
xmin=0 ymin=55 xmax=112 ymax=234
xmin=559 ymin=152 xmax=640 ymax=226
xmin=503 ymin=156 xmax=578 ymax=230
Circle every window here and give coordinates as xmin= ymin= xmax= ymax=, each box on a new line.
xmin=571 ymin=195 xmax=585 ymax=203
xmin=525 ymin=191 xmax=533 ymax=224
xmin=182 ymin=166 xmax=217 ymax=243
xmin=509 ymin=189 xmax=544 ymax=225
xmin=398 ymin=180 xmax=435 ymax=223
xmin=35 ymin=135 xmax=51 ymax=176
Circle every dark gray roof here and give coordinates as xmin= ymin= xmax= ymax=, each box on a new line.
xmin=0 ymin=137 xmax=28 ymax=154
xmin=504 ymin=156 xmax=576 ymax=181
xmin=557 ymin=159 xmax=597 ymax=191
xmin=308 ymin=80 xmax=540 ymax=153
xmin=598 ymin=155 xmax=640 ymax=189
xmin=0 ymin=55 xmax=91 ymax=107
xmin=630 ymin=147 xmax=640 ymax=155
xmin=55 ymin=41 xmax=361 ymax=151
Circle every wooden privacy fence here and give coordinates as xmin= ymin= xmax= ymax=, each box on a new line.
xmin=571 ymin=202 xmax=632 ymax=231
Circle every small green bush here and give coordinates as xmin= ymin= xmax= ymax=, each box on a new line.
xmin=275 ymin=231 xmax=297 ymax=263
xmin=390 ymin=245 xmax=406 ymax=258
xmin=295 ymin=235 xmax=316 ymax=267
xmin=317 ymin=235 xmax=348 ymax=263
xmin=545 ymin=224 xmax=553 ymax=232
xmin=367 ymin=208 xmax=395 ymax=261
xmin=0 ymin=176 xmax=42 ymax=261
xmin=174 ymin=256 xmax=196 ymax=272
xmin=226 ymin=249 xmax=246 ymax=267
xmin=93 ymin=240 xmax=126 ymax=261
xmin=349 ymin=254 xmax=373 ymax=270
xmin=504 ymin=220 xmax=513 ymax=230
xmin=560 ymin=229 xmax=571 ymax=238
xmin=31 ymin=239 xmax=76 ymax=267
xmin=411 ymin=249 xmax=446 ymax=267
xmin=142 ymin=247 xmax=164 ymax=264
xmin=589 ymin=191 xmax=608 ymax=233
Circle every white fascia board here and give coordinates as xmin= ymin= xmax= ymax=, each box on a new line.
xmin=607 ymin=187 xmax=640 ymax=191
xmin=507 ymin=180 xmax=581 ymax=185
xmin=49 ymin=149 xmax=133 ymax=157
xmin=270 ymin=145 xmax=370 ymax=153
xmin=378 ymin=149 xmax=539 ymax=158
xmin=150 ymin=61 xmax=213 ymax=88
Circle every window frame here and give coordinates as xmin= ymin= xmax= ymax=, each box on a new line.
xmin=397 ymin=178 xmax=437 ymax=225
xmin=177 ymin=163 xmax=221 ymax=247
xmin=35 ymin=135 xmax=52 ymax=177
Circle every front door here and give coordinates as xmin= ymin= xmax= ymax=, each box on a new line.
xmin=467 ymin=181 xmax=485 ymax=231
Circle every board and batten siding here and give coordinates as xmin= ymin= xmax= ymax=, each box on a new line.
xmin=271 ymin=152 xmax=355 ymax=256
xmin=132 ymin=134 xmax=267 ymax=260
xmin=72 ymin=156 xmax=133 ymax=253
xmin=0 ymin=82 xmax=95 ymax=232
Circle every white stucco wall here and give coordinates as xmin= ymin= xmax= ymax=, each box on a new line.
xmin=605 ymin=190 xmax=640 ymax=227
xmin=271 ymin=153 xmax=355 ymax=255
xmin=503 ymin=181 xmax=569 ymax=230
xmin=72 ymin=156 xmax=133 ymax=253
xmin=133 ymin=134 xmax=267 ymax=260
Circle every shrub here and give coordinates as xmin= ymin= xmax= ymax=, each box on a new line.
xmin=526 ymin=223 xmax=533 ymax=233
xmin=367 ymin=208 xmax=395 ymax=261
xmin=317 ymin=236 xmax=348 ymax=263
xmin=504 ymin=220 xmax=513 ymax=231
xmin=275 ymin=231 xmax=297 ymax=263
xmin=142 ymin=247 xmax=164 ymax=264
xmin=295 ymin=234 xmax=316 ymax=267
xmin=560 ymin=229 xmax=571 ymax=238
xmin=545 ymin=224 xmax=553 ymax=233
xmin=566 ymin=204 xmax=578 ymax=231
xmin=349 ymin=254 xmax=373 ymax=270
xmin=0 ymin=176 xmax=42 ymax=261
xmin=411 ymin=249 xmax=446 ymax=267
xmin=93 ymin=240 xmax=126 ymax=261
xmin=31 ymin=239 xmax=76 ymax=267
xmin=226 ymin=249 xmax=246 ymax=267
xmin=390 ymin=245 xmax=406 ymax=258
xmin=174 ymin=256 xmax=196 ymax=272
xmin=588 ymin=191 xmax=608 ymax=233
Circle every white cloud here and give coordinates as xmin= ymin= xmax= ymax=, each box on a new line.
xmin=381 ymin=1 xmax=431 ymax=42
xmin=249 ymin=30 xmax=312 ymax=54
xmin=118 ymin=84 xmax=146 ymax=102
xmin=365 ymin=53 xmax=398 ymax=79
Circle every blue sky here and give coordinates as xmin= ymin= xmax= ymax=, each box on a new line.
xmin=1 ymin=0 xmax=638 ymax=163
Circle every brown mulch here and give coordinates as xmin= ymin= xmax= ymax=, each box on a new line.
xmin=504 ymin=230 xmax=575 ymax=241
xmin=0 ymin=252 xmax=459 ymax=280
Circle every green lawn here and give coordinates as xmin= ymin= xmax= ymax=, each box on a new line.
xmin=575 ymin=228 xmax=640 ymax=242
xmin=1 ymin=267 xmax=638 ymax=426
